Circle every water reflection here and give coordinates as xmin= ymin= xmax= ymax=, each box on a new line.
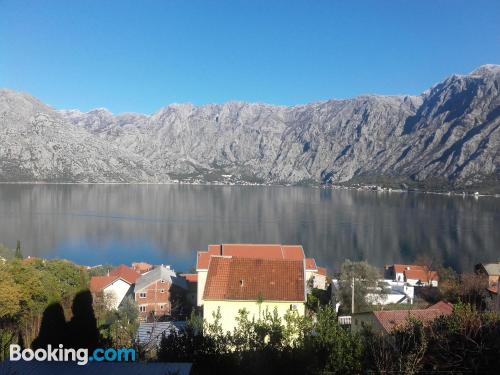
xmin=0 ymin=184 xmax=498 ymax=273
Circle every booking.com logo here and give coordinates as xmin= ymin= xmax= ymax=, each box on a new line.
xmin=10 ymin=344 xmax=136 ymax=366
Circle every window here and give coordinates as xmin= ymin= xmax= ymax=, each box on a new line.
xmin=139 ymin=305 xmax=146 ymax=312
xmin=139 ymin=292 xmax=146 ymax=298
xmin=160 ymin=304 xmax=164 ymax=310
xmin=160 ymin=289 xmax=165 ymax=293
xmin=160 ymin=279 xmax=165 ymax=283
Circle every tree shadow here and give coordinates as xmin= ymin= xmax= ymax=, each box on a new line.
xmin=32 ymin=290 xmax=100 ymax=351
xmin=66 ymin=290 xmax=100 ymax=351
xmin=31 ymin=303 xmax=66 ymax=349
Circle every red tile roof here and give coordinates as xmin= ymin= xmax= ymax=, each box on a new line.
xmin=131 ymin=262 xmax=153 ymax=274
xmin=203 ymin=257 xmax=305 ymax=302
xmin=197 ymin=251 xmax=211 ymax=270
xmin=372 ymin=308 xmax=451 ymax=333
xmin=90 ymin=275 xmax=116 ymax=293
xmin=305 ymin=258 xmax=317 ymax=270
xmin=404 ymin=268 xmax=439 ymax=282
xmin=393 ymin=264 xmax=419 ymax=274
xmin=282 ymin=245 xmax=306 ymax=260
xmin=181 ymin=273 xmax=198 ymax=283
xmin=109 ymin=264 xmax=140 ymax=284
xmin=208 ymin=244 xmax=222 ymax=254
xmin=428 ymin=301 xmax=453 ymax=314
xmin=391 ymin=264 xmax=439 ymax=282
xmin=196 ymin=243 xmax=308 ymax=270
xmin=317 ymin=266 xmax=327 ymax=277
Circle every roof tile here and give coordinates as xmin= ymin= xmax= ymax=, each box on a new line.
xmin=203 ymin=257 xmax=305 ymax=302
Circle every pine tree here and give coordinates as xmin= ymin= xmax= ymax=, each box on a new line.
xmin=14 ymin=240 xmax=22 ymax=259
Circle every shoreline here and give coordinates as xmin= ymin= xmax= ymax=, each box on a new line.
xmin=0 ymin=180 xmax=498 ymax=197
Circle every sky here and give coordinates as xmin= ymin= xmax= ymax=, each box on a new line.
xmin=1 ymin=0 xmax=499 ymax=114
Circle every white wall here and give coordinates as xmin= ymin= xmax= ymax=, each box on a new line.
xmin=204 ymin=300 xmax=305 ymax=333
xmin=197 ymin=270 xmax=207 ymax=306
xmin=104 ymin=279 xmax=132 ymax=309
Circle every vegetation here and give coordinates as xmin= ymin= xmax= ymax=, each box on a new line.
xmin=98 ymin=296 xmax=140 ymax=348
xmin=0 ymin=255 xmax=89 ymax=359
xmin=1 ymin=249 xmax=498 ymax=374
xmin=158 ymin=305 xmax=363 ymax=375
xmin=337 ymin=260 xmax=388 ymax=314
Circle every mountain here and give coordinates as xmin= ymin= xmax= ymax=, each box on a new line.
xmin=1 ymin=65 xmax=499 ymax=191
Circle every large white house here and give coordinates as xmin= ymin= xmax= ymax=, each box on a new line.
xmin=196 ymin=243 xmax=327 ymax=307
xmin=90 ymin=265 xmax=140 ymax=309
xmin=202 ymin=256 xmax=306 ymax=333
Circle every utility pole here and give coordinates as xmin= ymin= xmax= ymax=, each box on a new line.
xmin=351 ymin=277 xmax=355 ymax=315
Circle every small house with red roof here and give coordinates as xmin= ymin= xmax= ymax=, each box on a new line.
xmin=90 ymin=264 xmax=140 ymax=309
xmin=351 ymin=301 xmax=453 ymax=334
xmin=203 ymin=256 xmax=306 ymax=333
xmin=385 ymin=264 xmax=439 ymax=287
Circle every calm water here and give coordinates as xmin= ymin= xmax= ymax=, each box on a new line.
xmin=0 ymin=184 xmax=498 ymax=274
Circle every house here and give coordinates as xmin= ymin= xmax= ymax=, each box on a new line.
xmin=134 ymin=265 xmax=188 ymax=321
xmin=475 ymin=262 xmax=500 ymax=289
xmin=366 ymin=280 xmax=414 ymax=305
xmin=202 ymin=256 xmax=306 ymax=333
xmin=351 ymin=301 xmax=453 ymax=334
xmin=180 ymin=273 xmax=198 ymax=307
xmin=305 ymin=258 xmax=328 ymax=290
xmin=385 ymin=264 xmax=439 ymax=287
xmin=89 ymin=264 xmax=140 ymax=309
xmin=132 ymin=261 xmax=154 ymax=274
xmin=196 ymin=243 xmax=326 ymax=306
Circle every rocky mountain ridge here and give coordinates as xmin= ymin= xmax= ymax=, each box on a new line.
xmin=1 ymin=65 xmax=499 ymax=192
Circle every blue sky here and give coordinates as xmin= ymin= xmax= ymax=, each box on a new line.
xmin=1 ymin=0 xmax=499 ymax=114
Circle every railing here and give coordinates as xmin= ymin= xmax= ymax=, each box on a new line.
xmin=338 ymin=315 xmax=351 ymax=325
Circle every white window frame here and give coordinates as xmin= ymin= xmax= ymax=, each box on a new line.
xmin=139 ymin=305 xmax=147 ymax=312
xmin=139 ymin=292 xmax=147 ymax=298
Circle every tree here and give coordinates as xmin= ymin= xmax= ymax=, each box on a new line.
xmin=338 ymin=260 xmax=386 ymax=313
xmin=305 ymin=306 xmax=363 ymax=374
xmin=425 ymin=303 xmax=500 ymax=373
xmin=14 ymin=240 xmax=22 ymax=259
xmin=103 ymin=297 xmax=139 ymax=347
xmin=363 ymin=318 xmax=427 ymax=375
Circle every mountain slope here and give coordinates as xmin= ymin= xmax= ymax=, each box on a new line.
xmin=0 ymin=89 xmax=155 ymax=182
xmin=1 ymin=65 xmax=499 ymax=191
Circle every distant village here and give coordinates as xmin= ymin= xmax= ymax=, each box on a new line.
xmin=84 ymin=243 xmax=500 ymax=346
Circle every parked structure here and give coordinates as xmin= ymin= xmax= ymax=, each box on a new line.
xmin=134 ymin=265 xmax=188 ymax=321
xmin=351 ymin=301 xmax=453 ymax=334
xmin=90 ymin=264 xmax=140 ymax=309
xmin=385 ymin=264 xmax=439 ymax=287
xmin=203 ymin=256 xmax=306 ymax=333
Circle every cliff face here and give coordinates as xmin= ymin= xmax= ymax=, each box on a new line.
xmin=1 ymin=65 xmax=499 ymax=190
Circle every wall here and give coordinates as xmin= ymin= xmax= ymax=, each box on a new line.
xmin=351 ymin=313 xmax=384 ymax=334
xmin=104 ymin=279 xmax=132 ymax=309
xmin=135 ymin=280 xmax=172 ymax=321
xmin=197 ymin=270 xmax=207 ymax=306
xmin=203 ymin=300 xmax=305 ymax=333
